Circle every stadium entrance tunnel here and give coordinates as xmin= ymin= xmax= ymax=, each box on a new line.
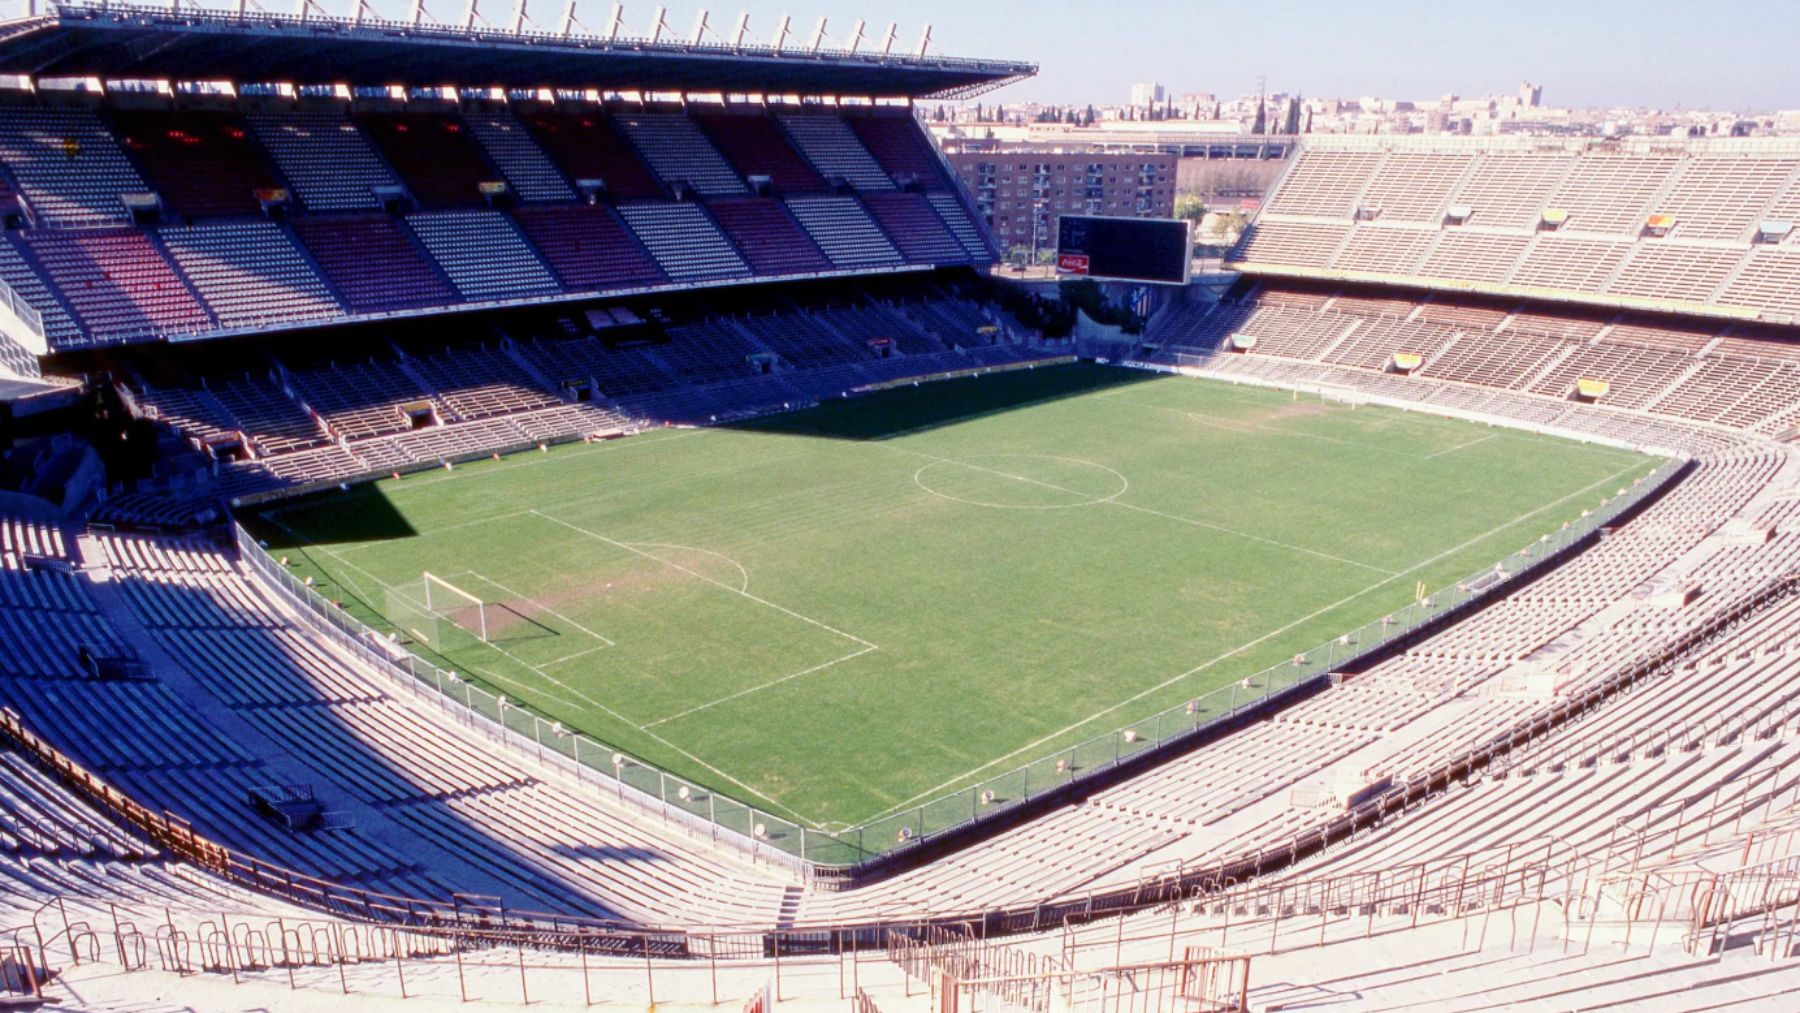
xmin=735 ymin=363 xmax=1160 ymax=442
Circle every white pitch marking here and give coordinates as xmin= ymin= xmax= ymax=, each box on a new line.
xmin=1099 ymin=391 xmax=1444 ymax=457
xmin=537 ymin=643 xmax=613 ymax=669
xmin=895 ymin=447 xmax=1398 ymax=576
xmin=1423 ymin=433 xmax=1498 ymax=459
xmin=625 ymin=542 xmax=752 ymax=594
xmin=458 ymin=662 xmax=589 ymax=711
xmin=261 ymin=487 xmax=828 ymax=826
xmin=528 ymin=510 xmax=878 ymax=650
xmin=456 ymin=569 xmax=617 ymax=647
xmin=859 ymin=457 xmax=1649 ymax=822
xmin=644 ymin=644 xmax=880 ymax=728
xmin=467 ymin=655 xmax=817 ymax=827
xmin=911 ymin=454 xmax=1130 ymax=511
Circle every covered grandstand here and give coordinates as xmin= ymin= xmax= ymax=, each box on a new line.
xmin=0 ymin=5 xmax=1796 ymax=1012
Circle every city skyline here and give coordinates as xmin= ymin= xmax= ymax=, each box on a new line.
xmin=484 ymin=0 xmax=1797 ymax=113
xmin=821 ymin=0 xmax=1800 ymax=112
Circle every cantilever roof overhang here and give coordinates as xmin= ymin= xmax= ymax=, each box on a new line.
xmin=0 ymin=3 xmax=1036 ymax=99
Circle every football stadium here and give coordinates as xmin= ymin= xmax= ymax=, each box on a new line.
xmin=0 ymin=2 xmax=1794 ymax=1010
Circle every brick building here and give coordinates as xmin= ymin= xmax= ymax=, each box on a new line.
xmin=944 ymin=150 xmax=1178 ymax=252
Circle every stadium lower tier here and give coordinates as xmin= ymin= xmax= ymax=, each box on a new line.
xmin=108 ymin=280 xmax=1035 ymax=505
xmin=1146 ymin=280 xmax=1800 ymax=440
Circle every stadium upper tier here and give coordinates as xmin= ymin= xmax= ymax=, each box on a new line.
xmin=0 ymin=97 xmax=996 ymax=354
xmin=1229 ymin=135 xmax=1800 ymax=325
xmin=0 ymin=3 xmax=1035 ymax=99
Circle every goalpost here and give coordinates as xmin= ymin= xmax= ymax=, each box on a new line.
xmin=385 ymin=572 xmax=490 ymax=647
xmin=422 ymin=571 xmax=490 ymax=643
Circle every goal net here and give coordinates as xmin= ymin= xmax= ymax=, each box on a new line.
xmin=1316 ymin=384 xmax=1368 ymax=408
xmin=385 ymin=572 xmax=489 ymax=648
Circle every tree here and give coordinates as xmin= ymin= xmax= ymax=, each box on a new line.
xmin=1173 ymin=194 xmax=1206 ymax=222
xmin=1282 ymin=96 xmax=1302 ymax=135
xmin=1084 ymin=104 xmax=1097 ymax=126
xmin=1251 ymin=99 xmax=1266 ymax=135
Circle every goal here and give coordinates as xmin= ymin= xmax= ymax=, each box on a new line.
xmin=386 ymin=572 xmax=491 ymax=647
xmin=422 ymin=571 xmax=489 ymax=642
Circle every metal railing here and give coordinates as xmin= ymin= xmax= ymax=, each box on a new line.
xmin=0 ymin=275 xmax=45 ymax=344
xmin=232 ymin=453 xmax=1690 ymax=874
xmin=0 ymin=576 xmax=1790 ymax=968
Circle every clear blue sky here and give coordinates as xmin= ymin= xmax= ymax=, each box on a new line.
xmin=29 ymin=0 xmax=1795 ymax=110
xmin=695 ymin=0 xmax=1800 ymax=111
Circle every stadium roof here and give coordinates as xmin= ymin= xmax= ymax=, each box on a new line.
xmin=0 ymin=3 xmax=1035 ymax=99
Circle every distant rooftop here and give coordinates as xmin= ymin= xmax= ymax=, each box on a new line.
xmin=0 ymin=2 xmax=1035 ymax=99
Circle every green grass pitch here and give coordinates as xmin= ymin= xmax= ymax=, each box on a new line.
xmin=246 ymin=365 xmax=1659 ymax=832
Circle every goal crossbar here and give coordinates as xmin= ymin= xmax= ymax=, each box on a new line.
xmin=422 ymin=571 xmax=490 ymax=642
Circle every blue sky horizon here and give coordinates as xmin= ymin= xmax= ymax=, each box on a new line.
xmin=13 ymin=0 xmax=1794 ymax=111
xmin=687 ymin=0 xmax=1800 ymax=112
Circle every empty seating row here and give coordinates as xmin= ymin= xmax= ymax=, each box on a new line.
xmin=617 ymin=114 xmax=748 ymax=197
xmin=111 ymin=109 xmax=284 ymax=220
xmin=519 ymin=112 xmax=663 ymax=200
xmin=358 ymin=112 xmax=500 ymax=209
xmin=405 ymin=210 xmax=560 ymax=302
xmin=16 ymin=228 xmax=211 ymax=340
xmin=784 ymin=196 xmax=905 ymax=270
xmin=694 ymin=112 xmax=826 ymax=194
xmin=861 ymin=192 xmax=968 ymax=265
xmin=247 ymin=109 xmax=400 ymax=212
xmin=156 ymin=221 xmax=341 ymax=328
xmin=0 ymin=237 xmax=82 ymax=346
xmin=616 ymin=203 xmax=750 ymax=282
xmin=510 ymin=204 xmax=666 ymax=290
xmin=408 ymin=344 xmax=561 ymax=421
xmin=845 ymin=114 xmax=947 ymax=188
xmin=291 ymin=215 xmax=453 ymax=312
xmin=925 ymin=192 xmax=995 ymax=260
xmin=703 ymin=197 xmax=831 ymax=276
xmin=1239 ymin=139 xmax=1800 ymax=321
xmin=777 ymin=115 xmax=896 ymax=191
xmin=462 ymin=111 xmax=577 ymax=203
xmin=0 ymin=106 xmax=149 ymax=226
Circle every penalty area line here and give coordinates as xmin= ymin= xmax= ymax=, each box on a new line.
xmin=454 ymin=569 xmax=617 ymax=648
xmin=258 ymin=512 xmax=826 ymax=828
xmin=527 ymin=510 xmax=878 ymax=651
xmin=643 ymin=645 xmax=880 ymax=729
xmin=1423 ymin=433 xmax=1498 ymax=459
